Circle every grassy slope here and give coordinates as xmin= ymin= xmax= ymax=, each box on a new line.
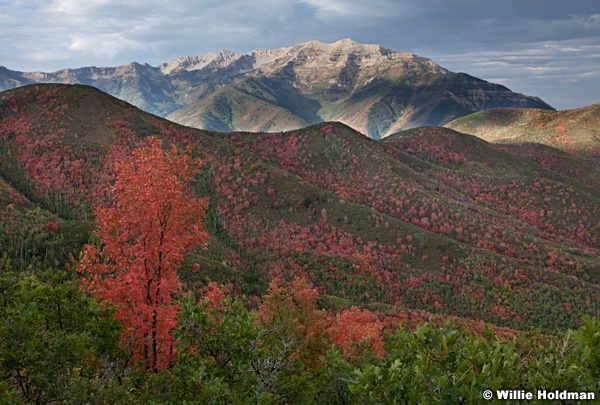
xmin=387 ymin=126 xmax=600 ymax=185
xmin=444 ymin=104 xmax=600 ymax=164
xmin=0 ymin=84 xmax=598 ymax=333
xmin=167 ymin=84 xmax=312 ymax=133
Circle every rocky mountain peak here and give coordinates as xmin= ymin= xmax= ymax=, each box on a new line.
xmin=0 ymin=39 xmax=553 ymax=138
xmin=159 ymin=50 xmax=241 ymax=74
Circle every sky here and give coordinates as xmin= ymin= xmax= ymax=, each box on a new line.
xmin=1 ymin=0 xmax=599 ymax=110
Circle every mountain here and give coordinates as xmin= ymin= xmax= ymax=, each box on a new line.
xmin=444 ymin=104 xmax=600 ymax=164
xmin=0 ymin=39 xmax=553 ymax=139
xmin=1 ymin=83 xmax=598 ymax=334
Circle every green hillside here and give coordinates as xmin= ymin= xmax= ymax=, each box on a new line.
xmin=1 ymin=83 xmax=598 ymax=403
xmin=0 ymin=83 xmax=597 ymax=330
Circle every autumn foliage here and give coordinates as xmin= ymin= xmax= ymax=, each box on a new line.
xmin=331 ymin=306 xmax=385 ymax=358
xmin=78 ymin=136 xmax=209 ymax=372
xmin=255 ymin=277 xmax=386 ymax=373
xmin=255 ymin=278 xmax=332 ymax=369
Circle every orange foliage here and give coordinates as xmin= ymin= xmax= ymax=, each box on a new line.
xmin=331 ymin=306 xmax=385 ymax=358
xmin=78 ymin=136 xmax=209 ymax=372
xmin=256 ymin=278 xmax=332 ymax=368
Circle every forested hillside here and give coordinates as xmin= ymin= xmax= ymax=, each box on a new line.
xmin=0 ymin=84 xmax=597 ymax=403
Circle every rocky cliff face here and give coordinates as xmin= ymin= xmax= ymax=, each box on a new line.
xmin=0 ymin=39 xmax=552 ymax=137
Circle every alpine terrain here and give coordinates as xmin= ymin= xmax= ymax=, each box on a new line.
xmin=0 ymin=39 xmax=553 ymax=138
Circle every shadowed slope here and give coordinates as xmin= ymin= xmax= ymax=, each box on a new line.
xmin=0 ymin=40 xmax=553 ymax=138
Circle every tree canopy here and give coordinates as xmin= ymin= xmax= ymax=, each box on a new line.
xmin=78 ymin=136 xmax=209 ymax=372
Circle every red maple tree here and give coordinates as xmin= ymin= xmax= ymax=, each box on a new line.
xmin=331 ymin=306 xmax=384 ymax=358
xmin=78 ymin=136 xmax=209 ymax=372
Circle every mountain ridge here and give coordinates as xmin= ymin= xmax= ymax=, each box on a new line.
xmin=444 ymin=103 xmax=600 ymax=164
xmin=0 ymin=39 xmax=553 ymax=138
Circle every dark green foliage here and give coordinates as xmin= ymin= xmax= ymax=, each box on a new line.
xmin=182 ymin=163 xmax=267 ymax=297
xmin=0 ymin=207 xmax=70 ymax=273
xmin=0 ymin=261 xmax=120 ymax=404
xmin=0 ymin=246 xmax=598 ymax=404
xmin=0 ymin=137 xmax=39 ymax=205
xmin=77 ymin=313 xmax=600 ymax=404
xmin=169 ymin=297 xmax=262 ymax=403
xmin=348 ymin=322 xmax=600 ymax=404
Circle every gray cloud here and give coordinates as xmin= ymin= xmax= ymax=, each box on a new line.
xmin=0 ymin=0 xmax=599 ymax=109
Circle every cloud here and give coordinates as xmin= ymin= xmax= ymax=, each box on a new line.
xmin=298 ymin=0 xmax=405 ymax=19
xmin=68 ymin=33 xmax=147 ymax=59
xmin=0 ymin=0 xmax=598 ymax=109
xmin=427 ymin=36 xmax=600 ymax=108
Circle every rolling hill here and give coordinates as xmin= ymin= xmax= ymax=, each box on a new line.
xmin=0 ymin=83 xmax=598 ymax=334
xmin=445 ymin=104 xmax=600 ymax=164
xmin=0 ymin=39 xmax=553 ymax=139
